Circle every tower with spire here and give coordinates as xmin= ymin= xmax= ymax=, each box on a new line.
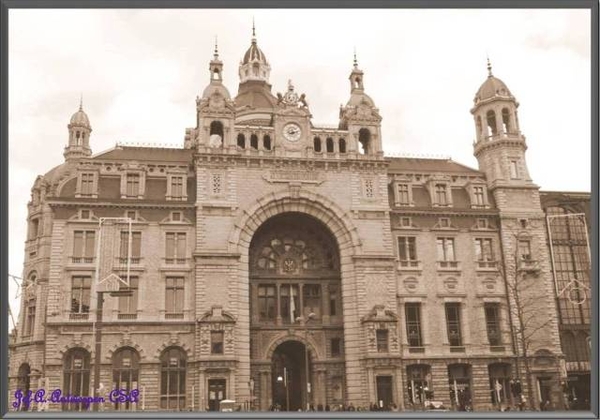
xmin=64 ymin=98 xmax=92 ymax=161
xmin=338 ymin=51 xmax=383 ymax=156
xmin=194 ymin=37 xmax=235 ymax=150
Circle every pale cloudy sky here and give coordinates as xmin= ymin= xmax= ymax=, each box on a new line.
xmin=7 ymin=8 xmax=591 ymax=321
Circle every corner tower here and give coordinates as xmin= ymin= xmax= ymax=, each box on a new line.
xmin=471 ymin=60 xmax=565 ymax=409
xmin=64 ymin=99 xmax=92 ymax=161
xmin=338 ymin=53 xmax=383 ymax=157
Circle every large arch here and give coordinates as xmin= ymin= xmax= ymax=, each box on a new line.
xmin=230 ymin=189 xmax=364 ymax=409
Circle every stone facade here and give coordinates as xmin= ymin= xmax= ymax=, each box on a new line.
xmin=8 ymin=35 xmax=582 ymax=413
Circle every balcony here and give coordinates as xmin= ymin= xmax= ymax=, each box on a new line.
xmin=518 ymin=257 xmax=540 ymax=274
xmin=70 ymin=256 xmax=95 ymax=264
xmin=117 ymin=313 xmax=138 ymax=320
xmin=397 ymin=260 xmax=422 ymax=271
xmin=69 ymin=312 xmax=90 ymax=320
xmin=165 ymin=312 xmax=184 ymax=320
xmin=437 ymin=261 xmax=461 ymax=272
xmin=476 ymin=260 xmax=498 ymax=271
xmin=117 ymin=257 xmax=142 ymax=265
xmin=164 ymin=258 xmax=187 ymax=265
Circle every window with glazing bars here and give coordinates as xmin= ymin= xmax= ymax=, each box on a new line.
xmin=445 ymin=303 xmax=462 ymax=346
xmin=405 ymin=303 xmax=422 ymax=347
xmin=484 ymin=303 xmax=501 ymax=345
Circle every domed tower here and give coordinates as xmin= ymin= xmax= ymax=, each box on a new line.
xmin=234 ymin=24 xmax=278 ymax=126
xmin=472 ymin=60 xmax=564 ymax=405
xmin=472 ymin=59 xmax=531 ymax=187
xmin=338 ymin=53 xmax=383 ymax=157
xmin=64 ymin=99 xmax=92 ymax=161
xmin=195 ymin=39 xmax=236 ymax=149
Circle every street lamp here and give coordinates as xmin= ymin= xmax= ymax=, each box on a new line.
xmin=92 ymin=288 xmax=132 ymax=412
xmin=276 ymin=367 xmax=290 ymax=411
xmin=296 ymin=312 xmax=315 ymax=411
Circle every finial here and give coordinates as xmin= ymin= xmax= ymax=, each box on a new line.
xmin=353 ymin=47 xmax=358 ymax=68
xmin=79 ymin=94 xmax=83 ymax=111
xmin=486 ymin=56 xmax=493 ymax=77
xmin=214 ymin=35 xmax=219 ymax=59
xmin=252 ymin=17 xmax=256 ymax=39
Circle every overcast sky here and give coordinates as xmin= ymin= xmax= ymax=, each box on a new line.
xmin=8 ymin=8 xmax=591 ymax=322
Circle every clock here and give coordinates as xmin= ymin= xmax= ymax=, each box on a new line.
xmin=283 ymin=122 xmax=302 ymax=142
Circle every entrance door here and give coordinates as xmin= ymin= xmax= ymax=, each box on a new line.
xmin=271 ymin=341 xmax=306 ymax=411
xmin=208 ymin=379 xmax=226 ymax=411
xmin=376 ymin=376 xmax=393 ymax=409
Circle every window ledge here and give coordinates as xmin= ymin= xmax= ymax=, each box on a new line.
xmin=436 ymin=261 xmax=461 ymax=271
xmin=449 ymin=346 xmax=465 ymax=353
xmin=397 ymin=260 xmax=422 ymax=271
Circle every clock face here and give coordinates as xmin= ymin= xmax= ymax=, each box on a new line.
xmin=283 ymin=122 xmax=302 ymax=142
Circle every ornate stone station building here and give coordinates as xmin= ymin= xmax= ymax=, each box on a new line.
xmin=8 ymin=30 xmax=591 ymax=412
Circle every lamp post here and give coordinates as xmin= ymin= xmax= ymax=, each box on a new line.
xmin=277 ymin=367 xmax=290 ymax=411
xmin=296 ymin=312 xmax=316 ymax=411
xmin=93 ymin=288 xmax=132 ymax=411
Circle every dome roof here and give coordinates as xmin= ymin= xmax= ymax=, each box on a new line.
xmin=242 ymin=39 xmax=268 ymax=65
xmin=346 ymin=91 xmax=375 ymax=107
xmin=475 ymin=75 xmax=512 ymax=102
xmin=202 ymin=83 xmax=231 ymax=100
xmin=69 ymin=105 xmax=91 ymax=129
xmin=235 ymin=80 xmax=277 ymax=110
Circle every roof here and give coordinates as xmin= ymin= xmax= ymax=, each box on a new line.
xmin=92 ymin=146 xmax=193 ymax=162
xmin=235 ymin=80 xmax=278 ymax=110
xmin=242 ymin=39 xmax=268 ymax=65
xmin=386 ymin=157 xmax=482 ymax=174
xmin=475 ymin=75 xmax=512 ymax=102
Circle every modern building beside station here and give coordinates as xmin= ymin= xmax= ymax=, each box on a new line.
xmin=8 ymin=29 xmax=592 ymax=412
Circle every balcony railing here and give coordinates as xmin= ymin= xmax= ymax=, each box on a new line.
xmin=518 ymin=258 xmax=540 ymax=274
xmin=437 ymin=261 xmax=460 ymax=271
xmin=117 ymin=313 xmax=138 ymax=320
xmin=117 ymin=257 xmax=142 ymax=265
xmin=69 ymin=312 xmax=90 ymax=320
xmin=165 ymin=313 xmax=184 ymax=320
xmin=477 ymin=260 xmax=498 ymax=270
xmin=164 ymin=258 xmax=187 ymax=265
xmin=70 ymin=256 xmax=95 ymax=264
xmin=397 ymin=260 xmax=421 ymax=270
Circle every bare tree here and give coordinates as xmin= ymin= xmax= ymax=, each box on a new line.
xmin=499 ymin=231 xmax=555 ymax=411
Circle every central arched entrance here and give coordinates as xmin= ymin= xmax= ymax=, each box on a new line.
xmin=249 ymin=212 xmax=345 ymax=410
xmin=271 ymin=341 xmax=308 ymax=411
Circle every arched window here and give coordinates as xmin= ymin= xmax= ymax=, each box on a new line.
xmin=476 ymin=116 xmax=483 ymax=140
xmin=358 ymin=128 xmax=370 ymax=155
xmin=237 ymin=133 xmax=245 ymax=149
xmin=488 ymin=363 xmax=511 ymax=405
xmin=263 ymin=135 xmax=272 ymax=151
xmin=209 ymin=121 xmax=224 ymax=147
xmin=160 ymin=347 xmax=186 ymax=410
xmin=407 ymin=364 xmax=432 ymax=405
xmin=212 ymin=68 xmax=221 ymax=81
xmin=448 ymin=364 xmax=472 ymax=411
xmin=326 ymin=137 xmax=334 ymax=153
xmin=112 ymin=347 xmax=140 ymax=411
xmin=63 ymin=348 xmax=91 ymax=411
xmin=339 ymin=138 xmax=346 ymax=153
xmin=250 ymin=134 xmax=259 ymax=150
xmin=17 ymin=363 xmax=31 ymax=411
xmin=354 ymin=76 xmax=362 ymax=89
xmin=501 ymin=108 xmax=511 ymax=134
xmin=313 ymin=137 xmax=322 ymax=153
xmin=486 ymin=110 xmax=497 ymax=137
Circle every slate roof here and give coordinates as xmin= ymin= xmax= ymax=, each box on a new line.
xmin=386 ymin=157 xmax=482 ymax=174
xmin=92 ymin=146 xmax=194 ymax=163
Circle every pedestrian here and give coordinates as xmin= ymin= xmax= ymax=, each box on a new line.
xmin=348 ymin=402 xmax=356 ymax=411
xmin=325 ymin=404 xmax=330 ymax=411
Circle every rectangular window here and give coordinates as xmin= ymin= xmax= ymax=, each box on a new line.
xmin=398 ymin=237 xmax=417 ymax=261
xmin=376 ymin=329 xmax=389 ymax=352
xmin=474 ymin=238 xmax=494 ymax=261
xmin=24 ymin=298 xmax=36 ymax=337
xmin=258 ymin=285 xmax=276 ymax=321
xmin=405 ymin=303 xmax=422 ymax=347
xmin=118 ymin=276 xmax=139 ymax=315
xmin=473 ymin=186 xmax=485 ymax=205
xmin=166 ymin=232 xmax=186 ymax=264
xmin=120 ymin=231 xmax=142 ymax=263
xmin=303 ymin=284 xmax=321 ymax=319
xmin=73 ymin=230 xmax=95 ymax=263
xmin=170 ymin=176 xmax=184 ymax=199
xmin=518 ymin=240 xmax=532 ymax=260
xmin=280 ymin=284 xmax=299 ymax=323
xmin=71 ymin=276 xmax=91 ymax=314
xmin=436 ymin=238 xmax=456 ymax=261
xmin=509 ymin=160 xmax=519 ymax=179
xmin=484 ymin=303 xmax=501 ymax=346
xmin=445 ymin=303 xmax=462 ymax=346
xmin=80 ymin=173 xmax=95 ymax=195
xmin=126 ymin=173 xmax=140 ymax=197
xmin=435 ymin=184 xmax=447 ymax=205
xmin=329 ymin=285 xmax=338 ymax=316
xmin=211 ymin=331 xmax=224 ymax=354
xmin=165 ymin=277 xmax=184 ymax=316
xmin=30 ymin=218 xmax=40 ymax=240
xmin=331 ymin=338 xmax=342 ymax=357
xmin=397 ymin=184 xmax=410 ymax=205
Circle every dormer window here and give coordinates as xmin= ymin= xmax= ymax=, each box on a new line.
xmin=393 ymin=181 xmax=414 ymax=207
xmin=76 ymin=171 xmax=98 ymax=198
xmin=435 ymin=184 xmax=448 ymax=205
xmin=167 ymin=173 xmax=187 ymax=201
xmin=473 ymin=187 xmax=485 ymax=205
xmin=120 ymin=171 xmax=145 ymax=199
xmin=468 ymin=183 xmax=489 ymax=208
xmin=126 ymin=174 xmax=140 ymax=197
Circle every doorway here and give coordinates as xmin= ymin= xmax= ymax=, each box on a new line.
xmin=207 ymin=379 xmax=226 ymax=411
xmin=271 ymin=341 xmax=308 ymax=411
xmin=376 ymin=376 xmax=393 ymax=409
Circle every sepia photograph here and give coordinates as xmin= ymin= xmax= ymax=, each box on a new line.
xmin=3 ymin=4 xmax=595 ymax=416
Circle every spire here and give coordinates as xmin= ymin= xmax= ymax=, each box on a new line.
xmin=252 ymin=17 xmax=256 ymax=43
xmin=79 ymin=93 xmax=83 ymax=111
xmin=214 ymin=35 xmax=219 ymax=60
xmin=487 ymin=56 xmax=493 ymax=77
xmin=353 ymin=47 xmax=358 ymax=69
